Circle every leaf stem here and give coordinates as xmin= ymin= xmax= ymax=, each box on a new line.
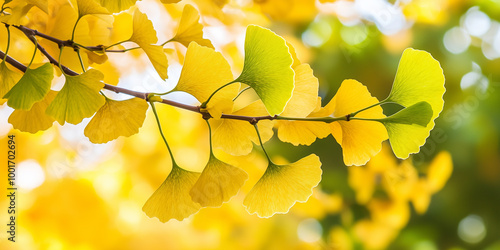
xmin=76 ymin=49 xmax=86 ymax=72
xmin=201 ymin=81 xmax=237 ymax=108
xmin=233 ymin=86 xmax=251 ymax=101
xmin=253 ymin=124 xmax=273 ymax=164
xmin=71 ymin=17 xmax=81 ymax=42
xmin=58 ymin=46 xmax=66 ymax=75
xmin=105 ymin=40 xmax=128 ymax=50
xmin=150 ymin=101 xmax=178 ymax=167
xmin=3 ymin=24 xmax=10 ymax=60
xmin=161 ymin=38 xmax=174 ymax=47
xmin=205 ymin=119 xmax=214 ymax=155
xmin=28 ymin=38 xmax=38 ymax=68
xmin=349 ymin=100 xmax=387 ymax=117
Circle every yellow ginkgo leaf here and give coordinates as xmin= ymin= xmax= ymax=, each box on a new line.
xmin=410 ymin=179 xmax=432 ymax=214
xmin=175 ymin=42 xmax=238 ymax=118
xmin=74 ymin=0 xmax=109 ymax=18
xmin=129 ymin=9 xmax=169 ymax=80
xmin=0 ymin=61 xmax=22 ymax=105
xmin=96 ymin=0 xmax=137 ymax=13
xmin=84 ymin=98 xmax=149 ymax=143
xmin=243 ymin=154 xmax=322 ymax=218
xmin=172 ymin=4 xmax=213 ymax=48
xmin=329 ymin=79 xmax=388 ymax=166
xmin=4 ymin=63 xmax=53 ymax=110
xmin=8 ymin=90 xmax=57 ymax=133
xmin=0 ymin=1 xmax=34 ymax=25
xmin=213 ymin=100 xmax=274 ymax=156
xmin=276 ymin=120 xmax=331 ymax=146
xmin=382 ymin=161 xmax=418 ymax=201
xmin=46 ymin=69 xmax=105 ymax=125
xmin=368 ymin=200 xmax=410 ymax=229
xmin=190 ymin=155 xmax=248 ymax=207
xmin=143 ymin=165 xmax=202 ymax=222
xmin=27 ymin=0 xmax=49 ymax=13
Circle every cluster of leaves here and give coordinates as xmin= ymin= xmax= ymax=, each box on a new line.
xmin=0 ymin=0 xmax=445 ymax=222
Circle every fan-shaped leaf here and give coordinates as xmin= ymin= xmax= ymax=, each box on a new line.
xmin=0 ymin=61 xmax=22 ymax=105
xmin=46 ymin=69 xmax=105 ymax=125
xmin=4 ymin=63 xmax=53 ymax=110
xmin=235 ymin=25 xmax=295 ymax=116
xmin=8 ymin=90 xmax=57 ymax=133
xmin=172 ymin=4 xmax=213 ymax=48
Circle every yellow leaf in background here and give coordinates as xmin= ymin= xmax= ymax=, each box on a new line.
xmin=84 ymin=98 xmax=148 ymax=143
xmin=329 ymin=79 xmax=388 ymax=166
xmin=287 ymin=42 xmax=301 ymax=68
xmin=96 ymin=0 xmax=137 ymax=13
xmin=0 ymin=1 xmax=34 ymax=25
xmin=161 ymin=0 xmax=182 ymax=3
xmin=213 ymin=101 xmax=273 ymax=156
xmin=8 ymin=90 xmax=57 ymax=133
xmin=353 ymin=219 xmax=399 ymax=250
xmin=92 ymin=60 xmax=120 ymax=85
xmin=368 ymin=200 xmax=410 ymax=229
xmin=110 ymin=12 xmax=133 ymax=44
xmin=143 ymin=165 xmax=202 ymax=222
xmin=348 ymin=165 xmax=376 ymax=205
xmin=129 ymin=9 xmax=169 ymax=80
xmin=426 ymin=151 xmax=453 ymax=193
xmin=410 ymin=179 xmax=432 ymax=214
xmin=46 ymin=69 xmax=105 ymax=125
xmin=0 ymin=61 xmax=22 ymax=105
xmin=172 ymin=4 xmax=213 ymax=49
xmin=383 ymin=161 xmax=418 ymax=201
xmin=243 ymin=154 xmax=322 ymax=218
xmin=190 ymin=155 xmax=248 ymax=207
xmin=27 ymin=0 xmax=48 ymax=13
xmin=4 ymin=63 xmax=53 ymax=110
xmin=74 ymin=0 xmax=109 ymax=18
xmin=86 ymin=50 xmax=108 ymax=64
xmin=175 ymin=42 xmax=238 ymax=118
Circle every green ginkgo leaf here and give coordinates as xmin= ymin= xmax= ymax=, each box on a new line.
xmin=0 ymin=61 xmax=23 ymax=105
xmin=383 ymin=48 xmax=445 ymax=159
xmin=46 ymin=69 xmax=105 ymax=125
xmin=380 ymin=102 xmax=433 ymax=159
xmin=235 ymin=25 xmax=295 ymax=116
xmin=4 ymin=63 xmax=53 ymax=110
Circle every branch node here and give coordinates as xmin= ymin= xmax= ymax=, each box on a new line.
xmin=346 ymin=114 xmax=351 ymax=121
xmin=249 ymin=118 xmax=258 ymax=125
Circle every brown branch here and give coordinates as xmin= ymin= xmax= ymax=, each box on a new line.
xmin=0 ymin=49 xmax=278 ymax=122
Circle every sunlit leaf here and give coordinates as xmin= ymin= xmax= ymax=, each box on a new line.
xmin=235 ymin=25 xmax=294 ymax=116
xmin=129 ymin=9 xmax=169 ymax=80
xmin=0 ymin=1 xmax=34 ymax=25
xmin=329 ymin=79 xmax=388 ymax=166
xmin=74 ymin=0 xmax=109 ymax=18
xmin=172 ymin=4 xmax=213 ymax=48
xmin=46 ymin=69 xmax=105 ymax=125
xmin=280 ymin=64 xmax=318 ymax=117
xmin=4 ymin=63 xmax=53 ymax=110
xmin=8 ymin=90 xmax=56 ymax=133
xmin=190 ymin=155 xmax=248 ymax=207
xmin=426 ymin=151 xmax=453 ymax=193
xmin=84 ymin=98 xmax=148 ymax=143
xmin=27 ymin=0 xmax=48 ymax=13
xmin=0 ymin=61 xmax=22 ymax=105
xmin=385 ymin=48 xmax=445 ymax=158
xmin=175 ymin=42 xmax=238 ymax=118
xmin=380 ymin=102 xmax=434 ymax=157
xmin=243 ymin=154 xmax=322 ymax=218
xmin=96 ymin=0 xmax=137 ymax=13
xmin=213 ymin=101 xmax=273 ymax=156
xmin=143 ymin=165 xmax=202 ymax=222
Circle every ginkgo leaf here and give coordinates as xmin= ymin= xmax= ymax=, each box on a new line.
xmin=243 ymin=154 xmax=322 ymax=218
xmin=0 ymin=1 xmax=34 ymax=25
xmin=0 ymin=61 xmax=22 ymax=105
xmin=279 ymin=64 xmax=318 ymax=117
xmin=4 ymin=63 xmax=53 ymax=110
xmin=213 ymin=101 xmax=274 ymax=156
xmin=96 ymin=0 xmax=137 ymax=13
xmin=382 ymin=161 xmax=418 ymax=201
xmin=143 ymin=165 xmax=202 ymax=222
xmin=276 ymin=120 xmax=330 ymax=146
xmin=27 ymin=0 xmax=48 ymax=14
xmin=190 ymin=155 xmax=248 ymax=207
xmin=235 ymin=25 xmax=295 ymax=116
xmin=84 ymin=98 xmax=148 ymax=143
xmin=384 ymin=48 xmax=445 ymax=158
xmin=329 ymin=79 xmax=388 ymax=166
xmin=8 ymin=90 xmax=57 ymax=133
xmin=172 ymin=4 xmax=214 ymax=48
xmin=46 ymin=69 xmax=105 ymax=125
xmin=129 ymin=9 xmax=169 ymax=80
xmin=74 ymin=0 xmax=109 ymax=18
xmin=380 ymin=102 xmax=435 ymax=157
xmin=174 ymin=42 xmax=238 ymax=118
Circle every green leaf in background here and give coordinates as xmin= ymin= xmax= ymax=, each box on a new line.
xmin=384 ymin=48 xmax=445 ymax=158
xmin=235 ymin=25 xmax=295 ymax=116
xmin=46 ymin=69 xmax=105 ymax=125
xmin=381 ymin=101 xmax=434 ymax=159
xmin=4 ymin=63 xmax=53 ymax=110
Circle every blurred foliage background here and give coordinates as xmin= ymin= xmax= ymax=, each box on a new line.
xmin=1 ymin=0 xmax=500 ymax=249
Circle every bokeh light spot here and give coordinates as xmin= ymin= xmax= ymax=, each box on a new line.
xmin=443 ymin=27 xmax=471 ymax=54
xmin=17 ymin=160 xmax=45 ymax=190
xmin=458 ymin=214 xmax=486 ymax=244
xmin=297 ymin=218 xmax=323 ymax=243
